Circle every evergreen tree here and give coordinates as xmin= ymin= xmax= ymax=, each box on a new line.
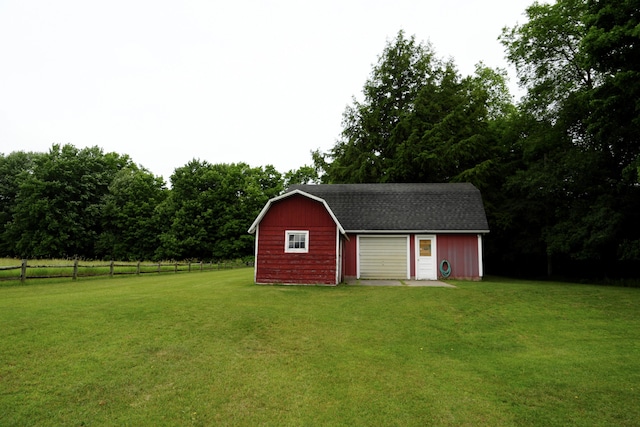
xmin=315 ymin=30 xmax=513 ymax=187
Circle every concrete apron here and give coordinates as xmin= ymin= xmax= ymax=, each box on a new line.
xmin=345 ymin=278 xmax=455 ymax=288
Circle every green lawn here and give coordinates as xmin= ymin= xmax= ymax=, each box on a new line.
xmin=1 ymin=270 xmax=639 ymax=426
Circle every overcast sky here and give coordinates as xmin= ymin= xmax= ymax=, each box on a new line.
xmin=0 ymin=0 xmax=534 ymax=183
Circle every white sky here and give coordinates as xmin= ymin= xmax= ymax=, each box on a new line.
xmin=0 ymin=0 xmax=533 ymax=184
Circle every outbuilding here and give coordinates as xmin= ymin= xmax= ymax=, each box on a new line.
xmin=247 ymin=183 xmax=489 ymax=285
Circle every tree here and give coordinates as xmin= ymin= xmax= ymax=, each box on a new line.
xmin=0 ymin=151 xmax=42 ymax=256
xmin=5 ymin=144 xmax=132 ymax=258
xmin=583 ymin=0 xmax=640 ymax=183
xmin=398 ymin=63 xmax=515 ymax=186
xmin=315 ymin=30 xmax=514 ymax=187
xmin=500 ymin=0 xmax=594 ymax=119
xmin=157 ymin=160 xmax=283 ymax=260
xmin=284 ymin=165 xmax=319 ymax=187
xmin=582 ymin=0 xmax=640 ymax=262
xmin=315 ymin=30 xmax=442 ymax=183
xmin=499 ymin=0 xmax=640 ymax=276
xmin=207 ymin=163 xmax=282 ymax=260
xmin=97 ymin=166 xmax=168 ymax=261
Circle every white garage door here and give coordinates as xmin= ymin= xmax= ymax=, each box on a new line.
xmin=358 ymin=236 xmax=409 ymax=279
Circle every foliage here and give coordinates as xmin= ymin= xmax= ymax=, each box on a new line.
xmin=0 ymin=151 xmax=42 ymax=255
xmin=497 ymin=0 xmax=640 ymax=275
xmin=0 ymin=146 xmax=283 ymax=262
xmin=157 ymin=160 xmax=282 ymax=260
xmin=583 ymin=0 xmax=640 ymax=173
xmin=2 ymin=271 xmax=640 ymax=425
xmin=283 ymin=164 xmax=319 ymax=187
xmin=308 ymin=10 xmax=640 ymax=278
xmin=500 ymin=0 xmax=593 ymax=119
xmin=3 ymin=144 xmax=132 ymax=258
xmin=582 ymin=0 xmax=640 ymax=262
xmin=97 ymin=167 xmax=168 ymax=261
xmin=314 ymin=30 xmax=514 ymax=187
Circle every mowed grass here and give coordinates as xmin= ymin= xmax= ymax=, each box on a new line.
xmin=1 ymin=270 xmax=639 ymax=426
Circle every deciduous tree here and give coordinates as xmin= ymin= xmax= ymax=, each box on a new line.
xmin=97 ymin=167 xmax=168 ymax=261
xmin=499 ymin=0 xmax=640 ymax=275
xmin=157 ymin=160 xmax=283 ymax=260
xmin=5 ymin=144 xmax=132 ymax=258
xmin=0 ymin=151 xmax=42 ymax=256
xmin=284 ymin=165 xmax=319 ymax=187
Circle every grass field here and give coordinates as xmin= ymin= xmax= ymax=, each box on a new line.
xmin=1 ymin=270 xmax=639 ymax=426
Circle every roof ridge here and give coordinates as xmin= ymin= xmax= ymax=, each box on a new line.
xmin=286 ymin=183 xmax=488 ymax=232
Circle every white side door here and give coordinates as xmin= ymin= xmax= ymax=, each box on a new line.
xmin=415 ymin=235 xmax=437 ymax=280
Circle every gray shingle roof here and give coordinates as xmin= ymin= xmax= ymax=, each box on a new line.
xmin=287 ymin=183 xmax=489 ymax=232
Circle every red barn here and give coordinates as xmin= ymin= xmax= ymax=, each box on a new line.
xmin=248 ymin=183 xmax=489 ymax=285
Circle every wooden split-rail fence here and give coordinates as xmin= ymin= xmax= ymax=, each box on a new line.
xmin=0 ymin=259 xmax=247 ymax=283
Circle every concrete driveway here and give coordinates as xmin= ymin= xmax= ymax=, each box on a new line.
xmin=345 ymin=278 xmax=455 ymax=287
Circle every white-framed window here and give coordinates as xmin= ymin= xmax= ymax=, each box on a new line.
xmin=285 ymin=230 xmax=309 ymax=253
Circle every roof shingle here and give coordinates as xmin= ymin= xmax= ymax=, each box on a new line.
xmin=287 ymin=183 xmax=489 ymax=232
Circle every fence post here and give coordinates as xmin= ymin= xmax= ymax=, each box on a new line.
xmin=188 ymin=262 xmax=191 ymax=273
xmin=110 ymin=260 xmax=114 ymax=277
xmin=21 ymin=259 xmax=27 ymax=283
xmin=174 ymin=262 xmax=178 ymax=273
xmin=73 ymin=258 xmax=79 ymax=280
xmin=200 ymin=261 xmax=203 ymax=271
xmin=136 ymin=261 xmax=141 ymax=275
xmin=158 ymin=262 xmax=161 ymax=274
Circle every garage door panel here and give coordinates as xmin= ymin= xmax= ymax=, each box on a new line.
xmin=359 ymin=236 xmax=408 ymax=279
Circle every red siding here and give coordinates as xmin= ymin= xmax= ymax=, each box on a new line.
xmin=256 ymin=195 xmax=338 ymax=284
xmin=342 ymin=234 xmax=357 ymax=277
xmin=409 ymin=235 xmax=416 ymax=278
xmin=437 ymin=234 xmax=480 ymax=280
xmin=343 ymin=233 xmax=481 ymax=280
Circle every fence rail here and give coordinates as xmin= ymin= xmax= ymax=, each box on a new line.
xmin=0 ymin=259 xmax=249 ymax=283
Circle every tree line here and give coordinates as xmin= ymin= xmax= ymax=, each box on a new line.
xmin=0 ymin=144 xmax=293 ymax=261
xmin=2 ymin=0 xmax=638 ymax=279
xmin=313 ymin=0 xmax=639 ymax=279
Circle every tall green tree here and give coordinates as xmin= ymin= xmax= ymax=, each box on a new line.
xmin=5 ymin=144 xmax=132 ymax=258
xmin=0 ymin=151 xmax=42 ymax=256
xmin=315 ymin=30 xmax=443 ymax=183
xmin=315 ymin=30 xmax=513 ymax=187
xmin=97 ymin=166 xmax=168 ymax=261
xmin=582 ymin=0 xmax=640 ymax=261
xmin=157 ymin=161 xmax=282 ymax=260
xmin=583 ymin=0 xmax=640 ymax=183
xmin=501 ymin=0 xmax=594 ymax=119
xmin=399 ymin=63 xmax=514 ymax=186
xmin=499 ymin=0 xmax=640 ymax=276
xmin=207 ymin=163 xmax=282 ymax=260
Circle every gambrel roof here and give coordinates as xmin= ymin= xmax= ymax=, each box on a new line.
xmin=247 ymin=189 xmax=346 ymax=235
xmin=287 ymin=183 xmax=489 ymax=233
